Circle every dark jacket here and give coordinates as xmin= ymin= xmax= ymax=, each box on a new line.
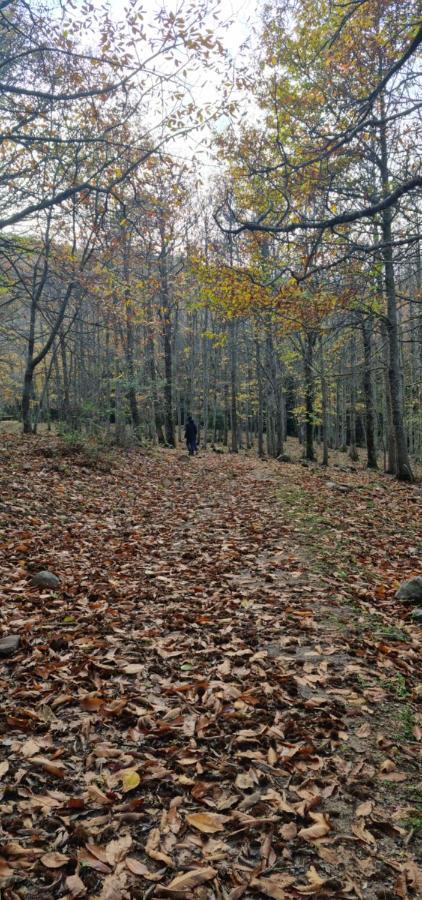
xmin=185 ymin=418 xmax=197 ymax=442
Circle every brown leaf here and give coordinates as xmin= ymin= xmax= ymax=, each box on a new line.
xmin=186 ymin=811 xmax=228 ymax=833
xmin=3 ymin=842 xmax=42 ymax=859
xmin=86 ymin=844 xmax=109 ymax=864
xmin=356 ymin=800 xmax=373 ymax=817
xmin=318 ymin=847 xmax=339 ymax=866
xmin=160 ymin=866 xmax=217 ymax=893
xmin=0 ymin=857 xmax=13 ymax=877
xmin=394 ymin=873 xmax=409 ymax=899
xmin=267 ymin=746 xmax=278 ymax=765
xmin=41 ymin=851 xmax=70 ymax=868
xmin=98 ymin=873 xmax=126 ymax=899
xmin=380 ymin=758 xmax=395 ymax=772
xmin=125 ymin=857 xmax=163 ymax=880
xmin=106 ymin=833 xmax=132 ymax=867
xmin=295 ymin=866 xmax=327 ymax=894
xmin=402 ymin=861 xmax=422 ymax=892
xmin=352 ymin=820 xmax=377 ymax=846
xmin=77 ymin=849 xmax=110 ymax=874
xmin=65 ymin=873 xmax=87 ymax=897
xmin=380 ymin=771 xmax=407 ymax=783
xmin=146 ymin=828 xmax=173 ymax=866
xmin=32 ymin=755 xmax=67 ymax=778
xmin=87 ymin=784 xmax=113 ymax=805
xmin=21 ymin=738 xmax=42 ymax=758
xmin=80 ymin=694 xmax=105 ymax=711
xmin=250 ymin=875 xmax=295 ymax=899
xmin=298 ymin=813 xmax=331 ymax=842
xmin=280 ymin=822 xmax=297 ymax=841
xmin=356 ymin=723 xmax=371 ymax=738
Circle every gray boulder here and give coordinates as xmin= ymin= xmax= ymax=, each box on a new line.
xmin=0 ymin=635 xmax=20 ymax=656
xmin=395 ymin=576 xmax=422 ymax=605
xmin=31 ymin=570 xmax=60 ymax=589
xmin=410 ymin=608 xmax=422 ymax=622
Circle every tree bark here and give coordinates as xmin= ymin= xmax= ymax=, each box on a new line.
xmin=379 ymin=94 xmax=413 ymax=480
xmin=320 ymin=334 xmax=329 ymax=466
xmin=229 ymin=319 xmax=238 ymax=453
xmin=303 ymin=332 xmax=315 ymax=461
xmin=361 ymin=316 xmax=378 ymax=469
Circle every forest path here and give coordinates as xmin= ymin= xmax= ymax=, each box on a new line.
xmin=0 ymin=438 xmax=421 ymax=898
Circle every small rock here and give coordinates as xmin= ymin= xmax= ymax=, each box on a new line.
xmin=31 ymin=571 xmax=60 ymax=589
xmin=326 ymin=481 xmax=352 ymax=493
xmin=277 ymin=453 xmax=292 ymax=463
xmin=50 ymin=638 xmax=68 ymax=652
xmin=395 ymin=577 xmax=422 ymax=605
xmin=0 ymin=635 xmax=20 ymax=657
xmin=410 ymin=608 xmax=422 ymax=622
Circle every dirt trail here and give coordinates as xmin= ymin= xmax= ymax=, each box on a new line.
xmin=0 ymin=439 xmax=421 ymax=899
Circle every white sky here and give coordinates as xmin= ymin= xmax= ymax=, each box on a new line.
xmin=103 ymin=0 xmax=261 ymax=165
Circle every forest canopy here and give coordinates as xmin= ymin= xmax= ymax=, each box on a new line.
xmin=0 ymin=0 xmax=421 ymax=481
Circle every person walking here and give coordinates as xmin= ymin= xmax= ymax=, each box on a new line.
xmin=185 ymin=415 xmax=198 ymax=456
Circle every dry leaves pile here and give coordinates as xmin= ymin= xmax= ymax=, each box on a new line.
xmin=0 ymin=436 xmax=421 ymax=899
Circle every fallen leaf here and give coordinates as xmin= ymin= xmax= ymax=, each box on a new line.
xmin=356 ymin=800 xmax=373 ymax=817
xmin=41 ymin=851 xmax=70 ymax=868
xmin=160 ymin=866 xmax=217 ymax=892
xmin=21 ymin=738 xmax=42 ymax=758
xmin=0 ymin=857 xmax=13 ymax=877
xmin=65 ymin=873 xmax=87 ymax=897
xmin=32 ymin=756 xmax=67 ymax=778
xmin=250 ymin=874 xmax=295 ymax=899
xmin=125 ymin=857 xmax=163 ymax=880
xmin=298 ymin=813 xmax=331 ymax=842
xmin=146 ymin=828 xmax=173 ymax=866
xmin=98 ymin=873 xmax=126 ymax=899
xmin=120 ymin=769 xmax=141 ymax=792
xmin=106 ymin=833 xmax=132 ymax=867
xmin=280 ymin=822 xmax=297 ymax=840
xmin=352 ymin=820 xmax=377 ymax=846
xmin=186 ymin=811 xmax=228 ymax=833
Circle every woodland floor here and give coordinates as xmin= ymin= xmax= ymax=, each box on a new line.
xmin=0 ymin=435 xmax=421 ymax=900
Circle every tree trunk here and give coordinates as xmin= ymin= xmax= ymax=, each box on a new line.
xmin=159 ymin=213 xmax=175 ymax=447
xmin=348 ymin=332 xmax=359 ymax=461
xmin=255 ymin=337 xmax=264 ymax=457
xmin=229 ymin=319 xmax=238 ymax=453
xmin=320 ymin=334 xmax=329 ymax=466
xmin=379 ymin=95 xmax=413 ymax=480
xmin=303 ymin=332 xmax=315 ymax=461
xmin=361 ymin=316 xmax=378 ymax=469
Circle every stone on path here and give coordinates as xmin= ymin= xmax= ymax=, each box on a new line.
xmin=410 ymin=608 xmax=422 ymax=622
xmin=31 ymin=571 xmax=60 ymax=589
xmin=326 ymin=481 xmax=352 ymax=493
xmin=395 ymin=576 xmax=422 ymax=605
xmin=0 ymin=635 xmax=20 ymax=657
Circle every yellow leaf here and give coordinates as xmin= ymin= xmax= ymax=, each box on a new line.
xmin=121 ymin=769 xmax=141 ymax=792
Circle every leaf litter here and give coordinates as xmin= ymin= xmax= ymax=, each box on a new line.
xmin=0 ymin=435 xmax=421 ymax=898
